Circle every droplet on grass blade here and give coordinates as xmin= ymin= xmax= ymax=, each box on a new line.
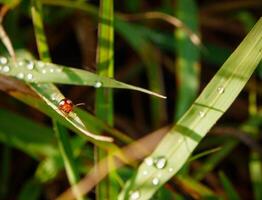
xmin=17 ymin=72 xmax=24 ymax=79
xmin=94 ymin=81 xmax=103 ymax=88
xmin=145 ymin=157 xmax=154 ymax=166
xmin=2 ymin=65 xmax=10 ymax=72
xmin=0 ymin=56 xmax=8 ymax=65
xmin=198 ymin=111 xmax=205 ymax=118
xmin=129 ymin=190 xmax=140 ymax=200
xmin=154 ymin=156 xmax=167 ymax=169
xmin=27 ymin=73 xmax=33 ymax=80
xmin=152 ymin=177 xmax=160 ymax=185
xmin=217 ymin=87 xmax=225 ymax=94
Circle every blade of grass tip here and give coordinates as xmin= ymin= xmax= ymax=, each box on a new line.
xmin=95 ymin=0 xmax=118 ymax=199
xmin=54 ymin=122 xmax=84 ymax=200
xmin=31 ymin=1 xmax=85 ymax=199
xmin=174 ymin=0 xmax=200 ymax=120
xmin=114 ymin=19 xmax=167 ymax=127
xmin=118 ymin=18 xmax=262 ymax=200
xmin=219 ymin=171 xmax=241 ymax=200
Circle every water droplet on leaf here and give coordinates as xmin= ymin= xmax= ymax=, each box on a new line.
xmin=2 ymin=65 xmax=10 ymax=72
xmin=154 ymin=156 xmax=167 ymax=169
xmin=17 ymin=73 xmax=24 ymax=79
xmin=142 ymin=170 xmax=148 ymax=176
xmin=152 ymin=177 xmax=160 ymax=185
xmin=217 ymin=87 xmax=225 ymax=94
xmin=27 ymin=73 xmax=33 ymax=80
xmin=168 ymin=167 xmax=174 ymax=172
xmin=94 ymin=81 xmax=103 ymax=88
xmin=198 ymin=111 xmax=205 ymax=118
xmin=42 ymin=69 xmax=47 ymax=74
xmin=145 ymin=157 xmax=154 ymax=166
xmin=26 ymin=60 xmax=34 ymax=70
xmin=0 ymin=57 xmax=8 ymax=65
xmin=130 ymin=190 xmax=140 ymax=200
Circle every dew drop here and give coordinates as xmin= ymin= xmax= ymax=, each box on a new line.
xmin=152 ymin=177 xmax=160 ymax=185
xmin=154 ymin=156 xmax=167 ymax=169
xmin=0 ymin=56 xmax=8 ymax=65
xmin=26 ymin=60 xmax=34 ymax=70
xmin=17 ymin=72 xmax=24 ymax=79
xmin=198 ymin=111 xmax=205 ymax=118
xmin=42 ymin=69 xmax=47 ymax=74
xmin=168 ymin=167 xmax=174 ymax=172
xmin=129 ymin=190 xmax=140 ymax=200
xmin=27 ymin=73 xmax=33 ymax=80
xmin=142 ymin=170 xmax=148 ymax=176
xmin=145 ymin=157 xmax=154 ymax=166
xmin=49 ymin=68 xmax=54 ymax=73
xmin=94 ymin=81 xmax=103 ymax=88
xmin=2 ymin=65 xmax=10 ymax=72
xmin=217 ymin=87 xmax=225 ymax=94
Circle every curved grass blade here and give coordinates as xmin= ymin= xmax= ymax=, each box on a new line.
xmin=118 ymin=18 xmax=262 ymax=200
xmin=0 ymin=58 xmax=165 ymax=99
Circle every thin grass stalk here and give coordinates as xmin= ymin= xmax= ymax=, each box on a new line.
xmin=95 ymin=0 xmax=118 ymax=198
xmin=174 ymin=0 xmax=200 ymax=120
xmin=54 ymin=122 xmax=84 ymax=200
xmin=31 ymin=1 xmax=84 ymax=199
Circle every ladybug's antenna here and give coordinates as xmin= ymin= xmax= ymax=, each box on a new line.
xmin=74 ymin=103 xmax=85 ymax=107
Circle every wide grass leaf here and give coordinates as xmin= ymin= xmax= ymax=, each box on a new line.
xmin=119 ymin=18 xmax=262 ymax=200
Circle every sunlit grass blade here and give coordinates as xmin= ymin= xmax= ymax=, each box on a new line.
xmin=95 ymin=0 xmax=117 ymax=199
xmin=219 ymin=171 xmax=241 ymax=200
xmin=0 ymin=58 xmax=165 ymax=99
xmin=119 ymin=18 xmax=262 ymax=200
xmin=174 ymin=0 xmax=200 ymax=120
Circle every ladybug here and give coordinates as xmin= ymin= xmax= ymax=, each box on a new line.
xmin=58 ymin=98 xmax=74 ymax=114
xmin=58 ymin=98 xmax=86 ymax=114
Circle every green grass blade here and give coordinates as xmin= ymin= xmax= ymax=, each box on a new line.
xmin=249 ymin=151 xmax=262 ymax=200
xmin=95 ymin=0 xmax=118 ymax=199
xmin=118 ymin=18 xmax=262 ymax=200
xmin=219 ymin=171 xmax=241 ymax=200
xmin=193 ymin=139 xmax=237 ymax=180
xmin=174 ymin=0 xmax=200 ymax=119
xmin=0 ymin=58 xmax=165 ymax=99
xmin=54 ymin=122 xmax=84 ymax=200
xmin=114 ymin=19 xmax=166 ymax=127
xmin=0 ymin=108 xmax=56 ymax=159
xmin=31 ymin=0 xmax=51 ymax=62
xmin=18 ymin=178 xmax=42 ymax=200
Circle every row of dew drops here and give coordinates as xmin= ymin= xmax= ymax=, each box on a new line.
xmin=129 ymin=88 xmax=226 ymax=200
xmin=129 ymin=155 xmax=172 ymax=200
xmin=0 ymin=56 xmax=103 ymax=88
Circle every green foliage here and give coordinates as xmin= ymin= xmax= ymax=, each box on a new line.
xmin=0 ymin=0 xmax=261 ymax=199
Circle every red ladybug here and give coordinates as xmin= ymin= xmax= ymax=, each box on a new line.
xmin=58 ymin=98 xmax=74 ymax=114
xmin=58 ymin=98 xmax=85 ymax=114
